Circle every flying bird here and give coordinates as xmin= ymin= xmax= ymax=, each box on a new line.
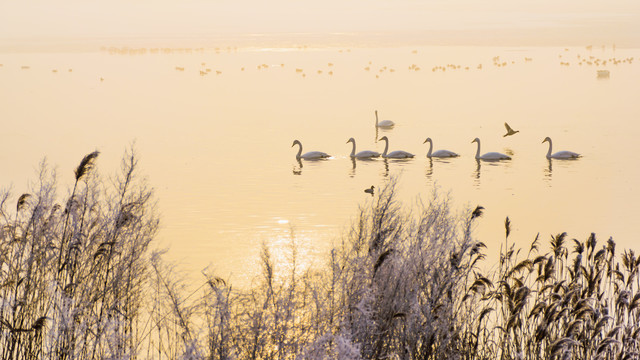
xmin=503 ymin=122 xmax=520 ymax=137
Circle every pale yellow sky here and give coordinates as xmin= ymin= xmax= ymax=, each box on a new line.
xmin=1 ymin=0 xmax=639 ymax=46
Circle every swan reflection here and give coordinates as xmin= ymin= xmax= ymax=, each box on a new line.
xmin=504 ymin=148 xmax=515 ymax=157
xmin=350 ymin=156 xmax=379 ymax=177
xmin=349 ymin=157 xmax=356 ymax=177
xmin=425 ymin=158 xmax=433 ymax=180
xmin=382 ymin=158 xmax=390 ymax=177
xmin=473 ymin=157 xmax=514 ymax=187
xmin=544 ymin=157 xmax=580 ymax=184
xmin=473 ymin=159 xmax=481 ymax=186
xmin=292 ymin=159 xmax=303 ymax=175
xmin=544 ymin=159 xmax=553 ymax=183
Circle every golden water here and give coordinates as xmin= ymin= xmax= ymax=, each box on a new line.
xmin=1 ymin=42 xmax=639 ymax=284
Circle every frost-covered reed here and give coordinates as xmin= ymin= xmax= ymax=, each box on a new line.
xmin=0 ymin=146 xmax=158 ymax=359
xmin=2 ymin=152 xmax=638 ymax=360
xmin=457 ymin=219 xmax=640 ymax=360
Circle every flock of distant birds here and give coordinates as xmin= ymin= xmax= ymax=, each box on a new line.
xmin=3 ymin=45 xmax=632 ymax=82
xmin=292 ymin=111 xmax=581 ymax=194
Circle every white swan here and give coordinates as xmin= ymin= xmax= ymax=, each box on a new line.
xmin=379 ymin=136 xmax=414 ymax=158
xmin=423 ymin=137 xmax=459 ymax=158
xmin=542 ymin=137 xmax=580 ymax=159
xmin=471 ymin=138 xmax=511 ymax=160
xmin=346 ymin=138 xmax=380 ymax=158
xmin=291 ymin=140 xmax=331 ymax=160
xmin=375 ymin=110 xmax=395 ymax=128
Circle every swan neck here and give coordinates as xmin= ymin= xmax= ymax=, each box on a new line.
xmin=350 ymin=141 xmax=356 ymax=157
xmin=475 ymin=140 xmax=481 ymax=159
xmin=427 ymin=141 xmax=433 ymax=157
xmin=382 ymin=138 xmax=389 ymax=156
xmin=546 ymin=139 xmax=552 ymax=158
xmin=296 ymin=143 xmax=302 ymax=159
xmin=375 ymin=111 xmax=378 ymax=125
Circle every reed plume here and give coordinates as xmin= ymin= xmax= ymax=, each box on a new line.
xmin=74 ymin=150 xmax=99 ymax=181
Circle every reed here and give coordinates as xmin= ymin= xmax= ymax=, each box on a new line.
xmin=3 ymin=153 xmax=640 ymax=360
xmin=0 ymin=146 xmax=158 ymax=360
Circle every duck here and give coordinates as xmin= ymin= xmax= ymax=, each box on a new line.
xmin=379 ymin=136 xmax=414 ymax=158
xmin=423 ymin=138 xmax=459 ymax=158
xmin=346 ymin=138 xmax=381 ymax=158
xmin=291 ymin=140 xmax=331 ymax=160
xmin=364 ymin=186 xmax=375 ymax=195
xmin=503 ymin=122 xmax=520 ymax=137
xmin=542 ymin=137 xmax=580 ymax=159
xmin=471 ymin=138 xmax=511 ymax=160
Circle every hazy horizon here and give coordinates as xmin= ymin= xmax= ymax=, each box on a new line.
xmin=1 ymin=0 xmax=640 ymax=48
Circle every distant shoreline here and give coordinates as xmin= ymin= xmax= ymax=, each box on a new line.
xmin=1 ymin=29 xmax=638 ymax=53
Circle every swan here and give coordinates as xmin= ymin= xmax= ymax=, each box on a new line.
xmin=542 ymin=137 xmax=580 ymax=159
xmin=471 ymin=138 xmax=511 ymax=160
xmin=503 ymin=122 xmax=520 ymax=137
xmin=423 ymin=137 xmax=459 ymax=158
xmin=379 ymin=136 xmax=414 ymax=158
xmin=346 ymin=138 xmax=381 ymax=158
xmin=375 ymin=110 xmax=395 ymax=128
xmin=291 ymin=140 xmax=331 ymax=160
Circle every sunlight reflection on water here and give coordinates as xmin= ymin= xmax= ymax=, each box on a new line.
xmin=1 ymin=43 xmax=639 ymax=286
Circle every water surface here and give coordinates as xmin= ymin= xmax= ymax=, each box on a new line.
xmin=1 ymin=43 xmax=638 ymax=284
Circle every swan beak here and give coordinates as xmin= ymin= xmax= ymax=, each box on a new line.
xmin=423 ymin=139 xmax=427 ymax=144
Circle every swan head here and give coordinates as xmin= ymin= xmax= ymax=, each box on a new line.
xmin=291 ymin=140 xmax=301 ymax=148
xmin=471 ymin=137 xmax=480 ymax=144
xmin=378 ymin=136 xmax=388 ymax=142
xmin=423 ymin=137 xmax=432 ymax=144
xmin=542 ymin=137 xmax=551 ymax=144
xmin=346 ymin=137 xmax=355 ymax=144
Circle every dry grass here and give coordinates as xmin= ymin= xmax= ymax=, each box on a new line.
xmin=0 ymin=146 xmax=158 ymax=359
xmin=2 ymin=153 xmax=638 ymax=360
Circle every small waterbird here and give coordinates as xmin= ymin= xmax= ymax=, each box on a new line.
xmin=503 ymin=122 xmax=520 ymax=137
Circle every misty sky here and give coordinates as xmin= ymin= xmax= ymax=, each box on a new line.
xmin=1 ymin=0 xmax=639 ymax=45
